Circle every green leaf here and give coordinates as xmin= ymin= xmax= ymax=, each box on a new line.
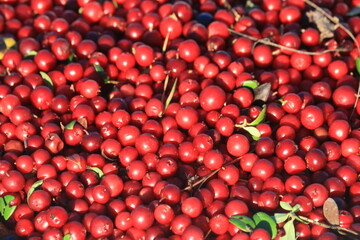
xmin=346 ymin=7 xmax=360 ymax=16
xmin=243 ymin=126 xmax=261 ymax=140
xmin=280 ymin=201 xmax=293 ymax=211
xmin=112 ymin=0 xmax=118 ymax=8
xmin=280 ymin=220 xmax=295 ymax=240
xmin=291 ymin=204 xmax=301 ymax=213
xmin=0 ymin=197 xmax=5 ymax=216
xmin=3 ymin=205 xmax=16 ymax=221
xmin=3 ymin=205 xmax=17 ymax=221
xmin=242 ymin=80 xmax=259 ymax=90
xmin=2 ymin=195 xmax=16 ymax=220
xmin=86 ymin=166 xmax=104 ymax=178
xmin=164 ymin=78 xmax=178 ymax=110
xmin=274 ymin=213 xmax=288 ymax=224
xmin=25 ymin=50 xmax=37 ymax=58
xmin=356 ymin=58 xmax=360 ymax=75
xmin=94 ymin=63 xmax=104 ymax=73
xmin=40 ymin=71 xmax=54 ymax=89
xmin=68 ymin=53 xmax=75 ymax=62
xmin=245 ymin=0 xmax=255 ymax=9
xmin=253 ymin=212 xmax=277 ymax=239
xmin=94 ymin=64 xmax=109 ymax=82
xmin=63 ymin=234 xmax=71 ymax=240
xmin=65 ymin=120 xmax=77 ymax=130
xmin=229 ymin=215 xmax=255 ymax=232
xmin=248 ymin=107 xmax=267 ymax=126
xmin=27 ymin=179 xmax=44 ymax=204
xmin=3 ymin=195 xmax=14 ymax=205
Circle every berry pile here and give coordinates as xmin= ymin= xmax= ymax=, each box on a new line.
xmin=0 ymin=0 xmax=360 ymax=239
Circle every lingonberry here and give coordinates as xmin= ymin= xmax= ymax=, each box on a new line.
xmin=300 ymin=105 xmax=324 ymax=130
xmin=332 ymin=85 xmax=356 ymax=108
xmin=253 ymin=45 xmax=273 ymax=68
xmin=327 ymin=60 xmax=348 ymax=79
xmin=303 ymin=183 xmax=329 ymax=207
xmin=227 ymin=134 xmax=250 ymax=157
xmin=251 ymin=159 xmax=275 ymax=181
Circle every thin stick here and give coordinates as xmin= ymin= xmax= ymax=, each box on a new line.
xmin=183 ymin=167 xmax=221 ymax=191
xmin=302 ymin=0 xmax=360 ymax=118
xmin=222 ymin=0 xmax=241 ymax=21
xmin=162 ymin=31 xmax=170 ymax=53
xmin=183 ymin=158 xmax=240 ymax=191
xmin=228 ymin=29 xmax=351 ymax=55
xmin=161 ymin=74 xmax=170 ymax=102
xmin=296 ymin=216 xmax=360 ymax=239
xmin=303 ymin=0 xmax=360 ymax=54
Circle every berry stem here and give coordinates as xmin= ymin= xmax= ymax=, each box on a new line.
xmin=183 ymin=158 xmax=241 ymax=191
xmin=228 ymin=29 xmax=350 ymax=55
xmin=303 ymin=0 xmax=360 ymax=54
xmin=301 ymin=0 xmax=360 ymax=118
xmin=296 ymin=215 xmax=360 ymax=239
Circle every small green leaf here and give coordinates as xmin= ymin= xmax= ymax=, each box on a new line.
xmin=280 ymin=220 xmax=295 ymax=240
xmin=112 ymin=0 xmax=118 ymax=8
xmin=346 ymin=7 xmax=360 ymax=17
xmin=274 ymin=213 xmax=288 ymax=224
xmin=0 ymin=197 xmax=5 ymax=216
xmin=68 ymin=53 xmax=75 ymax=62
xmin=2 ymin=195 xmax=16 ymax=220
xmin=356 ymin=58 xmax=360 ymax=75
xmin=65 ymin=120 xmax=77 ymax=130
xmin=94 ymin=64 xmax=109 ymax=82
xmin=280 ymin=201 xmax=293 ymax=211
xmin=63 ymin=234 xmax=71 ymax=240
xmin=3 ymin=195 xmax=14 ymax=205
xmin=94 ymin=63 xmax=104 ymax=73
xmin=245 ymin=0 xmax=255 ymax=9
xmin=242 ymin=80 xmax=259 ymax=90
xmin=164 ymin=78 xmax=178 ymax=110
xmin=86 ymin=166 xmax=104 ymax=178
xmin=27 ymin=179 xmax=44 ymax=204
xmin=25 ymin=50 xmax=37 ymax=58
xmin=253 ymin=212 xmax=277 ymax=239
xmin=243 ymin=126 xmax=261 ymax=140
xmin=40 ymin=71 xmax=54 ymax=89
xmin=3 ymin=205 xmax=16 ymax=220
xmin=291 ymin=204 xmax=301 ymax=213
xmin=229 ymin=215 xmax=255 ymax=232
xmin=248 ymin=107 xmax=267 ymax=126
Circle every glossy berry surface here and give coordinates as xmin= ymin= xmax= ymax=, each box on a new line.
xmin=0 ymin=0 xmax=359 ymax=240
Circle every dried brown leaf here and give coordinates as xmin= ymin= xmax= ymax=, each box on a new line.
xmin=323 ymin=198 xmax=339 ymax=225
xmin=77 ymin=118 xmax=88 ymax=129
xmin=306 ymin=10 xmax=335 ymax=41
xmin=254 ymin=83 xmax=271 ymax=102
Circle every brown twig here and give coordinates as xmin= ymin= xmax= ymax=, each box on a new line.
xmin=204 ymin=229 xmax=212 ymax=239
xmin=183 ymin=166 xmax=221 ymax=191
xmin=296 ymin=215 xmax=360 ymax=239
xmin=183 ymin=158 xmax=241 ymax=191
xmin=302 ymin=0 xmax=360 ymax=118
xmin=303 ymin=0 xmax=360 ymax=54
xmin=222 ymin=0 xmax=241 ymax=22
xmin=228 ymin=29 xmax=351 ymax=55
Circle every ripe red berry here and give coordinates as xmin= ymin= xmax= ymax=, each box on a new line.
xmin=300 ymin=105 xmax=324 ymax=130
xmin=227 ymin=134 xmax=250 ymax=157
